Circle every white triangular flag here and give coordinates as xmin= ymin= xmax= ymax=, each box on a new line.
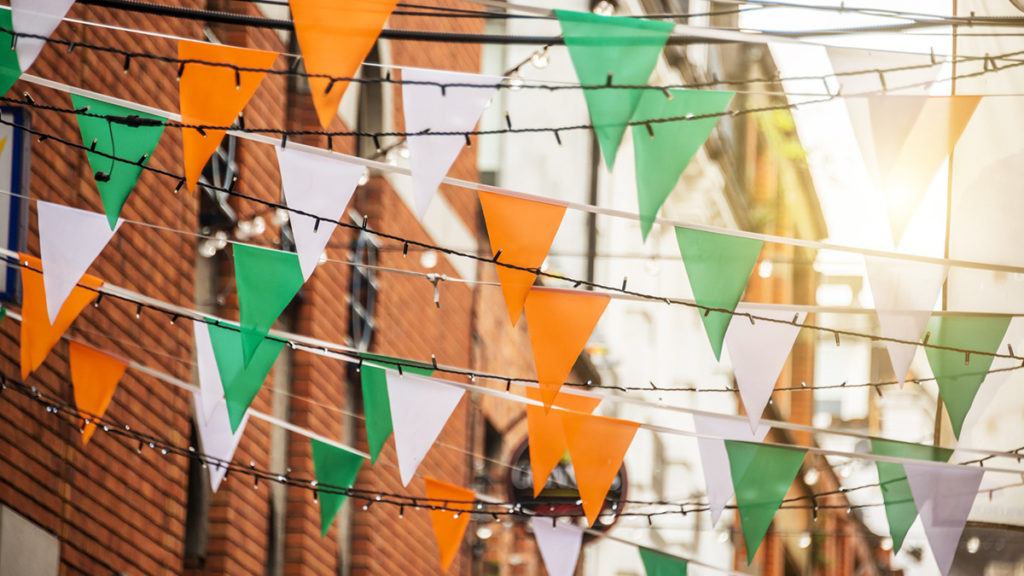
xmin=692 ymin=413 xmax=770 ymax=525
xmin=725 ymin=306 xmax=805 ymax=432
xmin=864 ymin=256 xmax=948 ymax=386
xmin=386 ymin=370 xmax=464 ymax=486
xmin=904 ymin=463 xmax=983 ymax=576
xmin=38 ymin=201 xmax=122 ymax=325
xmin=826 ymin=47 xmax=941 ymax=97
xmin=276 ymin=147 xmax=364 ymax=281
xmin=194 ymin=322 xmax=223 ymax=424
xmin=11 ymin=0 xmax=76 ymax=72
xmin=192 ymin=391 xmax=248 ymax=493
xmin=402 ymin=68 xmax=499 ymax=219
xmin=530 ymin=517 xmax=583 ymax=576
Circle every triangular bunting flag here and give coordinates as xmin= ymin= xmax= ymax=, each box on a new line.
xmin=904 ymin=463 xmax=983 ymax=576
xmin=924 ymin=315 xmax=1010 ymax=439
xmin=19 ymin=254 xmax=102 ymax=379
xmin=69 ymin=341 xmax=126 ymax=444
xmin=725 ymin=440 xmax=806 ymax=564
xmin=425 ymin=477 xmax=474 ymax=572
xmin=289 ymin=0 xmax=398 ymax=129
xmin=191 ymin=389 xmax=248 ymax=492
xmin=725 ymin=306 xmax=805 ymax=431
xmin=206 ymin=320 xmax=286 ymax=432
xmin=864 ymin=257 xmax=947 ymax=386
xmin=561 ymin=411 xmax=638 ymax=526
xmin=38 ymin=201 xmax=121 ymax=325
xmin=525 ymin=386 xmax=601 ymax=497
xmin=870 ymin=438 xmax=953 ymax=554
xmin=692 ymin=412 xmax=769 ymax=525
xmin=556 ymin=9 xmax=673 ymax=170
xmin=844 ymin=95 xmax=929 ymax=194
xmin=360 ymin=355 xmax=433 ymax=464
xmin=311 ymin=438 xmax=365 ymax=537
xmin=277 ymin=146 xmax=364 ymax=280
xmin=675 ymin=227 xmax=762 ymax=360
xmin=639 ymin=547 xmax=688 ymax=576
xmin=478 ymin=191 xmax=566 ymax=324
xmin=71 ymin=94 xmax=166 ymax=230
xmin=530 ymin=517 xmax=584 ymax=576
xmin=880 ymin=96 xmax=980 ymax=243
xmin=233 ymin=244 xmax=305 ymax=365
xmin=387 ymin=371 xmax=464 ymax=486
xmin=194 ymin=321 xmax=223 ymax=424
xmin=178 ymin=40 xmax=277 ymax=193
xmin=524 ymin=288 xmax=609 ymax=409
xmin=632 ymin=89 xmax=733 ymax=241
xmin=403 ymin=68 xmax=499 ymax=219
xmin=10 ymin=0 xmax=74 ymax=72
xmin=827 ymin=47 xmax=942 ymax=96
xmin=0 ymin=10 xmax=22 ymax=96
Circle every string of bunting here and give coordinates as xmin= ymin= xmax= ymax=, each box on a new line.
xmin=2 ymin=105 xmax=1020 ymax=364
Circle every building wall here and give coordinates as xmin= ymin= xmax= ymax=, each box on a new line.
xmin=0 ymin=2 xmax=538 ymax=576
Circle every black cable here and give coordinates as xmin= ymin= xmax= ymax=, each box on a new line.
xmin=6 ymin=105 xmax=1024 ymax=369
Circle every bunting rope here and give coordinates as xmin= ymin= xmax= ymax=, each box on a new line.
xmin=5 ymin=95 xmax=1024 ymax=370
xmin=21 ymin=71 xmax=1024 ymax=282
xmin=6 ymin=373 xmax=1018 ymax=520
xmin=9 ymin=15 xmax=1024 ymax=97
xmin=4 ymin=264 xmax=1022 ymax=469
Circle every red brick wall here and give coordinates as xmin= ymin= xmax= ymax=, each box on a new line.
xmin=0 ymin=2 xmax=538 ymax=576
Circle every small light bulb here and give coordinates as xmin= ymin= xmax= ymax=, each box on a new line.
xmin=251 ymin=216 xmax=266 ymax=235
xmin=358 ymin=170 xmax=370 ymax=186
xmin=214 ymin=230 xmax=228 ymax=250
xmin=318 ymin=252 xmax=329 ymax=264
xmin=235 ymin=220 xmax=253 ymax=240
xmin=507 ymin=70 xmax=524 ymax=91
xmin=799 ymin=533 xmax=812 ymax=549
xmin=592 ymin=1 xmax=615 ymax=16
xmin=271 ymin=208 xmax=290 ymax=226
xmin=397 ymin=143 xmax=410 ymax=160
xmin=199 ymin=239 xmax=218 ymax=258
xmin=530 ymin=49 xmax=549 ymax=69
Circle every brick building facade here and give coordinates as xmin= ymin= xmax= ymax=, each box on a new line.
xmin=0 ymin=2 xmax=542 ymax=575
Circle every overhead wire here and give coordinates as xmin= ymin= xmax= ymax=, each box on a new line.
xmin=3 ymin=255 xmax=1023 ymax=469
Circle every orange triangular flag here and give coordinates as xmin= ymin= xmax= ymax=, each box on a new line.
xmin=479 ymin=191 xmax=566 ymax=324
xmin=524 ymin=288 xmax=609 ymax=410
xmin=290 ymin=0 xmax=399 ymax=129
xmin=19 ymin=254 xmax=103 ymax=379
xmin=178 ymin=40 xmax=278 ymax=193
xmin=69 ymin=341 xmax=126 ymax=444
xmin=424 ymin=477 xmax=475 ymax=572
xmin=561 ymin=412 xmax=639 ymax=526
xmin=525 ymin=387 xmax=601 ymax=497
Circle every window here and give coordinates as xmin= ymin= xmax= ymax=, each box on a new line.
xmin=349 ymin=229 xmax=379 ymax=352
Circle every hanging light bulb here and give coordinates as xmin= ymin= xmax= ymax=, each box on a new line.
xmin=592 ymin=1 xmax=615 ymax=16
xmin=507 ymin=70 xmax=525 ymax=91
xmin=235 ymin=220 xmax=253 ymax=240
xmin=251 ymin=216 xmax=266 ymax=235
xmin=271 ymin=208 xmax=290 ymax=227
xmin=199 ymin=239 xmax=218 ymax=258
xmin=530 ymin=48 xmax=550 ymax=69
xmin=358 ymin=169 xmax=370 ymax=187
xmin=213 ymin=230 xmax=228 ymax=250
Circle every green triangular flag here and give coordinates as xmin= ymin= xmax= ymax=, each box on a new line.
xmin=233 ymin=244 xmax=305 ymax=365
xmin=870 ymin=438 xmax=953 ymax=554
xmin=633 ymin=89 xmax=733 ymax=241
xmin=0 ymin=11 xmax=20 ymax=96
xmin=71 ymin=94 xmax=166 ymax=230
xmin=311 ymin=438 xmax=365 ymax=537
xmin=924 ymin=315 xmax=1010 ymax=438
xmin=556 ymin=9 xmax=673 ymax=170
xmin=725 ymin=440 xmax=806 ymax=565
xmin=639 ymin=547 xmax=687 ymax=576
xmin=207 ymin=320 xmax=286 ymax=431
xmin=360 ymin=355 xmax=433 ymax=464
xmin=674 ymin=227 xmax=762 ymax=360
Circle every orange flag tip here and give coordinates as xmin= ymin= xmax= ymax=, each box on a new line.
xmin=69 ymin=341 xmax=126 ymax=445
xmin=18 ymin=254 xmax=103 ymax=380
xmin=177 ymin=40 xmax=278 ymax=195
xmin=524 ymin=288 xmax=609 ymax=410
xmin=561 ymin=411 xmax=639 ymax=526
xmin=525 ymin=387 xmax=601 ymax=497
xmin=289 ymin=0 xmax=400 ymax=129
xmin=478 ymin=191 xmax=567 ymax=325
xmin=424 ymin=477 xmax=475 ymax=572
